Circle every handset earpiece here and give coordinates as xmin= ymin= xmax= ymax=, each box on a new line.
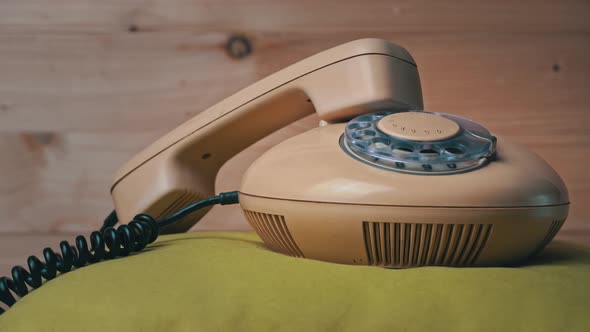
xmin=111 ymin=38 xmax=423 ymax=233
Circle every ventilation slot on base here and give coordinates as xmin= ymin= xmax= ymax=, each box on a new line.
xmin=531 ymin=219 xmax=566 ymax=255
xmin=362 ymin=222 xmax=493 ymax=267
xmin=244 ymin=210 xmax=304 ymax=257
xmin=153 ymin=190 xmax=205 ymax=220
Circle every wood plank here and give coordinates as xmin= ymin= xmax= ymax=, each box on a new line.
xmin=1 ymin=32 xmax=589 ymax=233
xmin=0 ymin=117 xmax=312 ymax=233
xmin=555 ymin=229 xmax=590 ymax=247
xmin=1 ymin=32 xmax=589 ymax=132
xmin=1 ymin=1 xmax=589 ymax=34
xmin=0 ymin=234 xmax=73 ymax=277
xmin=0 ymin=0 xmax=589 ymax=234
xmin=0 ymin=32 xmax=256 ymax=133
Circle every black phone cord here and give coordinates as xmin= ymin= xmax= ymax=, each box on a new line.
xmin=0 ymin=191 xmax=239 ymax=315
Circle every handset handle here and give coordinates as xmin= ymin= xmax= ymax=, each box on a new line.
xmin=111 ymin=38 xmax=423 ymax=233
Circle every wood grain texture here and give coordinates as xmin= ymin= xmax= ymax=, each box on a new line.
xmin=0 ymin=0 xmax=589 ymax=235
xmin=1 ymin=1 xmax=588 ymax=33
xmin=0 ymin=234 xmax=68 ymax=277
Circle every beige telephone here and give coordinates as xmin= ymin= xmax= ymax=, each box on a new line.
xmin=112 ymin=38 xmax=568 ymax=268
xmin=0 ymin=38 xmax=571 ymax=314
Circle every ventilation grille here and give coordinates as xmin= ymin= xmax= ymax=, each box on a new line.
xmin=362 ymin=222 xmax=493 ymax=267
xmin=532 ymin=219 xmax=566 ymax=255
xmin=154 ymin=190 xmax=205 ymax=220
xmin=244 ymin=210 xmax=304 ymax=257
xmin=542 ymin=219 xmax=565 ymax=246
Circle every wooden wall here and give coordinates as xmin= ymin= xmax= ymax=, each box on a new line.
xmin=0 ymin=1 xmax=589 ymax=244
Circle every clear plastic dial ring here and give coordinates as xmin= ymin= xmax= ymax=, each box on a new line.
xmin=341 ymin=110 xmax=496 ymax=174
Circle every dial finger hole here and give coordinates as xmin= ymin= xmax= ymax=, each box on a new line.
xmin=371 ymin=111 xmax=391 ymax=118
xmin=369 ymin=137 xmax=391 ymax=149
xmin=444 ymin=146 xmax=464 ymax=155
xmin=392 ymin=146 xmax=414 ymax=155
xmin=419 ymin=148 xmax=440 ymax=157
xmin=347 ymin=122 xmax=371 ymax=131
xmin=355 ymin=114 xmax=382 ymax=122
xmin=351 ymin=141 xmax=369 ymax=149
xmin=351 ymin=130 xmax=376 ymax=140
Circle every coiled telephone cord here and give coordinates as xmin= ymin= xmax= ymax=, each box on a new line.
xmin=0 ymin=191 xmax=240 ymax=315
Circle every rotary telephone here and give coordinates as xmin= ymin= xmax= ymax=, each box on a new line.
xmin=0 ymin=39 xmax=569 ymax=314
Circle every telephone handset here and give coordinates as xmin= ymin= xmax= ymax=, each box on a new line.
xmin=111 ymin=38 xmax=423 ymax=233
xmin=0 ymin=39 xmax=570 ymax=315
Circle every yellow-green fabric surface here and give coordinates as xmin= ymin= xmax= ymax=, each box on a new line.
xmin=1 ymin=232 xmax=589 ymax=332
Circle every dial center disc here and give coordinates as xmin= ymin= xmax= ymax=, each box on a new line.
xmin=376 ymin=112 xmax=460 ymax=141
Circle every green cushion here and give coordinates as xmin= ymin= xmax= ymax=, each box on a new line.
xmin=1 ymin=232 xmax=589 ymax=332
